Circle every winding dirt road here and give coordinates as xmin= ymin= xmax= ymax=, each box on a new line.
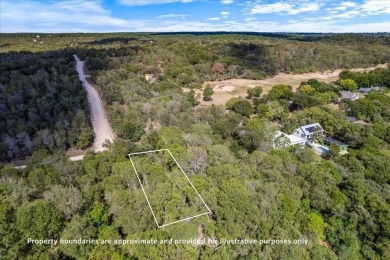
xmin=73 ymin=55 xmax=114 ymax=152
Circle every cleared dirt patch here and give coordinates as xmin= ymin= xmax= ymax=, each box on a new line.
xmin=200 ymin=63 xmax=388 ymax=106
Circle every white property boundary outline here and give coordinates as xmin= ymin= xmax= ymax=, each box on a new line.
xmin=128 ymin=149 xmax=211 ymax=228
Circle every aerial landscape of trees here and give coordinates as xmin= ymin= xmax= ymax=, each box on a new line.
xmin=0 ymin=50 xmax=92 ymax=161
xmin=0 ymin=33 xmax=390 ymax=259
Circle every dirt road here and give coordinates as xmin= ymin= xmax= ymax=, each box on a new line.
xmin=200 ymin=63 xmax=388 ymax=106
xmin=12 ymin=56 xmax=114 ymax=168
xmin=73 ymin=55 xmax=114 ymax=152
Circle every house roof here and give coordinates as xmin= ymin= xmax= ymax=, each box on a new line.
xmin=340 ymin=91 xmax=358 ymax=99
xmin=324 ymin=136 xmax=348 ymax=146
xmin=299 ymin=123 xmax=323 ymax=135
xmin=287 ymin=134 xmax=306 ymax=145
xmin=359 ymin=87 xmax=370 ymax=93
xmin=359 ymin=86 xmax=380 ymax=93
xmin=274 ymin=131 xmax=306 ymax=146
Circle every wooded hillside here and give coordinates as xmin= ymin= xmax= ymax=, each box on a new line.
xmin=0 ymin=33 xmax=389 ymax=259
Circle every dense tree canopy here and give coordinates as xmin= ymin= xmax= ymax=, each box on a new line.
xmin=0 ymin=50 xmax=92 ymax=161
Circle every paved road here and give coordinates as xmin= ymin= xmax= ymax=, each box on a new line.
xmin=73 ymin=54 xmax=114 ymax=152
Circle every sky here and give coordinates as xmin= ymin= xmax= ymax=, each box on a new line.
xmin=1 ymin=0 xmax=390 ymax=33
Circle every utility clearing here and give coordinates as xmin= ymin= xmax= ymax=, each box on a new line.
xmin=199 ymin=63 xmax=388 ymax=106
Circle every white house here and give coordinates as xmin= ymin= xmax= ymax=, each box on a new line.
xmin=273 ymin=131 xmax=306 ymax=149
xmin=293 ymin=123 xmax=324 ymax=142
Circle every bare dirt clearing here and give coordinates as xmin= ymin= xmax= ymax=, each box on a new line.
xmin=214 ymin=85 xmax=235 ymax=92
xmin=199 ymin=64 xmax=388 ymax=106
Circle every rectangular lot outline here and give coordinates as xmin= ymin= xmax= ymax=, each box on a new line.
xmin=128 ymin=149 xmax=211 ymax=228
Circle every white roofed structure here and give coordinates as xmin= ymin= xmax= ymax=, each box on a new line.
xmin=273 ymin=131 xmax=306 ymax=149
xmin=293 ymin=123 xmax=324 ymax=142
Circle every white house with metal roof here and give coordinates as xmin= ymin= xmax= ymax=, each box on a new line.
xmin=293 ymin=123 xmax=324 ymax=142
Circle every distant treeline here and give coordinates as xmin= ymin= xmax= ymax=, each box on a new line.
xmin=151 ymin=31 xmax=390 ymax=42
xmin=73 ymin=33 xmax=390 ymax=88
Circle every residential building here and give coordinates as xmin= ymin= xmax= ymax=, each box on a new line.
xmin=273 ymin=131 xmax=306 ymax=149
xmin=293 ymin=123 xmax=324 ymax=142
xmin=340 ymin=91 xmax=358 ymax=100
xmin=358 ymin=86 xmax=380 ymax=95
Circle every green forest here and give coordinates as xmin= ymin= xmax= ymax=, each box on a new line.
xmin=0 ymin=33 xmax=390 ymax=259
xmin=0 ymin=50 xmax=93 ymax=161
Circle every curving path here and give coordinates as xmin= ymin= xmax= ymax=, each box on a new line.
xmin=73 ymin=54 xmax=114 ymax=152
